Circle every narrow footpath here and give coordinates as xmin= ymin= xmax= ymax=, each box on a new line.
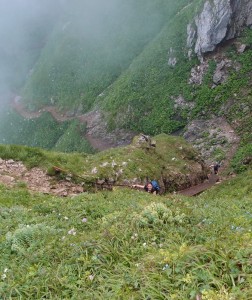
xmin=178 ymin=172 xmax=219 ymax=196
xmin=11 ymin=97 xmax=114 ymax=151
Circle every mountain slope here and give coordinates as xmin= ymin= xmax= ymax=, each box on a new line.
xmin=22 ymin=0 xmax=189 ymax=111
xmin=0 ymin=164 xmax=252 ymax=299
xmin=0 ymin=0 xmax=251 ymax=172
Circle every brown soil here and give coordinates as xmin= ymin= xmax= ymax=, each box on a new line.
xmin=178 ymin=172 xmax=219 ymax=196
xmin=0 ymin=158 xmax=84 ymax=197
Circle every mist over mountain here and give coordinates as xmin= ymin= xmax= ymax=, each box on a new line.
xmin=0 ymin=0 xmax=251 ymax=172
xmin=0 ymin=0 xmax=63 ymax=97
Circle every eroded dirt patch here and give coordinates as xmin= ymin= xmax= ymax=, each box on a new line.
xmin=0 ymin=158 xmax=84 ymax=197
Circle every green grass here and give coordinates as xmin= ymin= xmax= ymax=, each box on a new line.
xmin=0 ymin=110 xmax=94 ymax=154
xmin=0 ymin=168 xmax=251 ymax=299
xmin=22 ymin=0 xmax=187 ymax=111
xmin=0 ymin=134 xmax=208 ymax=191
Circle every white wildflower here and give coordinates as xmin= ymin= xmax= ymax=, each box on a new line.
xmin=68 ymin=228 xmax=76 ymax=235
xmin=131 ymin=233 xmax=138 ymax=240
xmin=111 ymin=160 xmax=117 ymax=168
xmin=91 ymin=167 xmax=98 ymax=174
xmin=118 ymin=169 xmax=123 ymax=174
xmin=88 ymin=274 xmax=95 ymax=281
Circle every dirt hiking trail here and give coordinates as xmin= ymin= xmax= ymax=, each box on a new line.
xmin=11 ymin=97 xmax=114 ymax=151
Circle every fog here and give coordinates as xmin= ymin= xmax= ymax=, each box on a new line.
xmin=0 ymin=0 xmax=63 ymax=105
xmin=0 ymin=0 xmax=123 ymax=105
xmin=0 ymin=0 xmax=168 ymax=110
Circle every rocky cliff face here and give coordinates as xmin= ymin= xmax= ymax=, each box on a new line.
xmin=188 ymin=0 xmax=252 ymax=57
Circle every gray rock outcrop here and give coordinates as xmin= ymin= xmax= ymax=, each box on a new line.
xmin=188 ymin=0 xmax=252 ymax=57
xmin=195 ymin=0 xmax=232 ymax=56
xmin=168 ymin=48 xmax=177 ymax=67
xmin=212 ymin=59 xmax=232 ymax=85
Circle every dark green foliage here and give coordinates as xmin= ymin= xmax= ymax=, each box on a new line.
xmin=0 ymin=110 xmax=68 ymax=149
xmin=53 ymin=120 xmax=95 ymax=153
xmin=232 ymin=143 xmax=252 ymax=173
xmin=101 ymin=1 xmax=196 ymax=134
xmin=0 ymin=110 xmax=93 ymax=154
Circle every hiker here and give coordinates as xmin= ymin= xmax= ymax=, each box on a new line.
xmin=132 ymin=180 xmax=160 ymax=195
xmin=213 ymin=162 xmax=221 ymax=175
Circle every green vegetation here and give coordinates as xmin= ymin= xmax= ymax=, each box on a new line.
xmin=223 ymin=84 xmax=252 ymax=173
xmin=53 ymin=120 xmax=94 ymax=154
xmin=0 ymin=167 xmax=251 ymax=299
xmin=0 ymin=144 xmax=88 ymax=171
xmin=23 ymin=0 xmax=189 ymax=111
xmin=101 ymin=14 xmax=252 ymax=138
xmin=0 ymin=134 xmax=206 ymax=191
xmin=0 ymin=110 xmax=94 ymax=154
xmin=0 ymin=1 xmax=251 ymax=297
xmin=0 ymin=0 xmax=250 ymax=161
xmin=100 ymin=2 xmax=198 ymax=134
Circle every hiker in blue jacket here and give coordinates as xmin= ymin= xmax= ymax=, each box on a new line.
xmin=132 ymin=180 xmax=160 ymax=195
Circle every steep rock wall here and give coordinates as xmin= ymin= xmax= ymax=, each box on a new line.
xmin=188 ymin=0 xmax=252 ymax=57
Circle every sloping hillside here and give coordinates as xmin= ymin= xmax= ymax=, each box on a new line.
xmin=0 ymin=162 xmax=251 ymax=299
xmin=22 ymin=0 xmax=189 ymax=111
xmin=0 ymin=0 xmax=251 ymax=171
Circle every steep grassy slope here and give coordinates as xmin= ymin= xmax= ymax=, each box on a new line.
xmin=0 ymin=109 xmax=94 ymax=154
xmin=22 ymin=0 xmax=191 ymax=111
xmin=0 ymin=167 xmax=251 ymax=299
xmin=100 ymin=5 xmax=252 ymax=136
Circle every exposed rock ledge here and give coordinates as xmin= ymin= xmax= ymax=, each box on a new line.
xmin=187 ymin=0 xmax=252 ymax=58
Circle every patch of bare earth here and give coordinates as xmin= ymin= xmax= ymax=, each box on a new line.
xmin=0 ymin=158 xmax=84 ymax=197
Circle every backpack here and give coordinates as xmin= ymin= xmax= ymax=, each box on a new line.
xmin=151 ymin=180 xmax=160 ymax=192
